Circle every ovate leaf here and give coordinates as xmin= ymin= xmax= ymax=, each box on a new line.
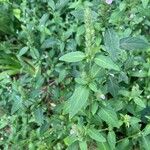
xmin=107 ymin=131 xmax=116 ymax=150
xmin=69 ymin=85 xmax=89 ymax=118
xmin=107 ymin=77 xmax=119 ymax=97
xmin=97 ymin=142 xmax=110 ymax=150
xmin=34 ymin=107 xmax=44 ymax=126
xmin=66 ymin=141 xmax=79 ymax=150
xmin=143 ymin=124 xmax=150 ymax=136
xmin=41 ymin=38 xmax=58 ymax=49
xmin=90 ymin=64 xmax=106 ymax=78
xmin=141 ymin=0 xmax=149 ymax=8
xmin=120 ymin=37 xmax=149 ymax=51
xmin=64 ymin=136 xmax=77 ymax=146
xmin=142 ymin=136 xmax=150 ymax=150
xmin=18 ymin=46 xmax=28 ymax=56
xmin=141 ymin=107 xmax=150 ymax=123
xmin=79 ymin=141 xmax=88 ymax=150
xmin=91 ymin=101 xmax=99 ymax=115
xmin=116 ymin=139 xmax=130 ymax=150
xmin=11 ymin=96 xmax=23 ymax=114
xmin=59 ymin=51 xmax=86 ymax=63
xmin=88 ymin=128 xmax=106 ymax=142
xmin=133 ymin=97 xmax=146 ymax=108
xmin=56 ymin=0 xmax=69 ymax=10
xmin=104 ymin=28 xmax=120 ymax=60
xmin=98 ymin=107 xmax=119 ymax=128
xmin=94 ymin=55 xmax=120 ymax=71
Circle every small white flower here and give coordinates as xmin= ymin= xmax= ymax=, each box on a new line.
xmin=0 ymin=137 xmax=3 ymax=140
xmin=100 ymin=94 xmax=106 ymax=100
xmin=129 ymin=14 xmax=135 ymax=19
xmin=110 ymin=73 xmax=114 ymax=77
xmin=51 ymin=103 xmax=56 ymax=107
xmin=70 ymin=129 xmax=75 ymax=135
xmin=147 ymin=95 xmax=150 ymax=99
xmin=106 ymin=0 xmax=113 ymax=4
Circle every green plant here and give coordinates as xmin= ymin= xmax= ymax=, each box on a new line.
xmin=0 ymin=0 xmax=150 ymax=150
xmin=59 ymin=5 xmax=150 ymax=149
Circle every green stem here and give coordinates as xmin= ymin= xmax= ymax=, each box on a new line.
xmin=117 ymin=132 xmax=142 ymax=143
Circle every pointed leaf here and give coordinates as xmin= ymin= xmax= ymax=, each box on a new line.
xmin=11 ymin=96 xmax=23 ymax=114
xmin=143 ymin=124 xmax=150 ymax=136
xmin=41 ymin=38 xmax=58 ymax=49
xmin=107 ymin=77 xmax=119 ymax=97
xmin=142 ymin=136 xmax=150 ymax=150
xmin=79 ymin=141 xmax=87 ymax=150
xmin=59 ymin=51 xmax=86 ymax=62
xmin=120 ymin=37 xmax=149 ymax=51
xmin=88 ymin=128 xmax=106 ymax=142
xmin=104 ymin=28 xmax=120 ymax=60
xmin=134 ymin=97 xmax=146 ymax=108
xmin=141 ymin=0 xmax=149 ymax=8
xmin=91 ymin=101 xmax=99 ymax=115
xmin=94 ymin=55 xmax=120 ymax=71
xmin=116 ymin=139 xmax=129 ymax=150
xmin=18 ymin=47 xmax=28 ymax=56
xmin=98 ymin=107 xmax=119 ymax=128
xmin=64 ymin=136 xmax=77 ymax=146
xmin=107 ymin=131 xmax=116 ymax=150
xmin=69 ymin=85 xmax=89 ymax=118
xmin=97 ymin=142 xmax=110 ymax=150
xmin=34 ymin=107 xmax=44 ymax=126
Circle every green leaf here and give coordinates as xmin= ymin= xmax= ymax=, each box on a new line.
xmin=39 ymin=13 xmax=49 ymax=26
xmin=120 ymin=37 xmax=149 ymax=51
xmin=88 ymin=128 xmax=106 ymax=142
xmin=48 ymin=0 xmax=55 ymax=10
xmin=116 ymin=139 xmax=130 ymax=150
xmin=141 ymin=107 xmax=150 ymax=123
xmin=142 ymin=136 xmax=150 ymax=150
xmin=91 ymin=101 xmax=98 ymax=115
xmin=41 ymin=38 xmax=58 ymax=49
xmin=98 ymin=107 xmax=119 ymax=128
xmin=89 ymin=82 xmax=98 ymax=92
xmin=56 ymin=0 xmax=69 ymax=10
xmin=107 ymin=131 xmax=116 ymax=150
xmin=11 ymin=96 xmax=23 ymax=114
xmin=107 ymin=77 xmax=119 ymax=97
xmin=133 ymin=97 xmax=146 ymax=108
xmin=97 ymin=142 xmax=110 ymax=150
xmin=18 ymin=46 xmax=28 ymax=56
xmin=90 ymin=64 xmax=106 ymax=78
xmin=64 ymin=136 xmax=77 ymax=146
xmin=141 ymin=0 xmax=149 ymax=8
xmin=94 ymin=55 xmax=120 ymax=71
xmin=104 ymin=28 xmax=120 ymax=60
xmin=66 ymin=141 xmax=79 ymax=150
xmin=69 ymin=85 xmax=89 ymax=118
xmin=142 ymin=124 xmax=150 ymax=136
xmin=79 ymin=141 xmax=87 ymax=150
xmin=75 ymin=77 xmax=88 ymax=85
xmin=34 ymin=107 xmax=44 ymax=126
xmin=59 ymin=51 xmax=86 ymax=63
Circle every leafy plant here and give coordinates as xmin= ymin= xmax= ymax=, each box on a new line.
xmin=0 ymin=0 xmax=150 ymax=149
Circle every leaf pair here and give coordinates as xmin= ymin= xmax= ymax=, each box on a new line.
xmin=104 ymin=28 xmax=149 ymax=55
xmin=60 ymin=51 xmax=120 ymax=71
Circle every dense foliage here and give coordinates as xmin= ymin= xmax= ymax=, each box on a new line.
xmin=0 ymin=0 xmax=150 ymax=149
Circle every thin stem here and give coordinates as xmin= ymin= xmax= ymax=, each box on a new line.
xmin=117 ymin=132 xmax=142 ymax=143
